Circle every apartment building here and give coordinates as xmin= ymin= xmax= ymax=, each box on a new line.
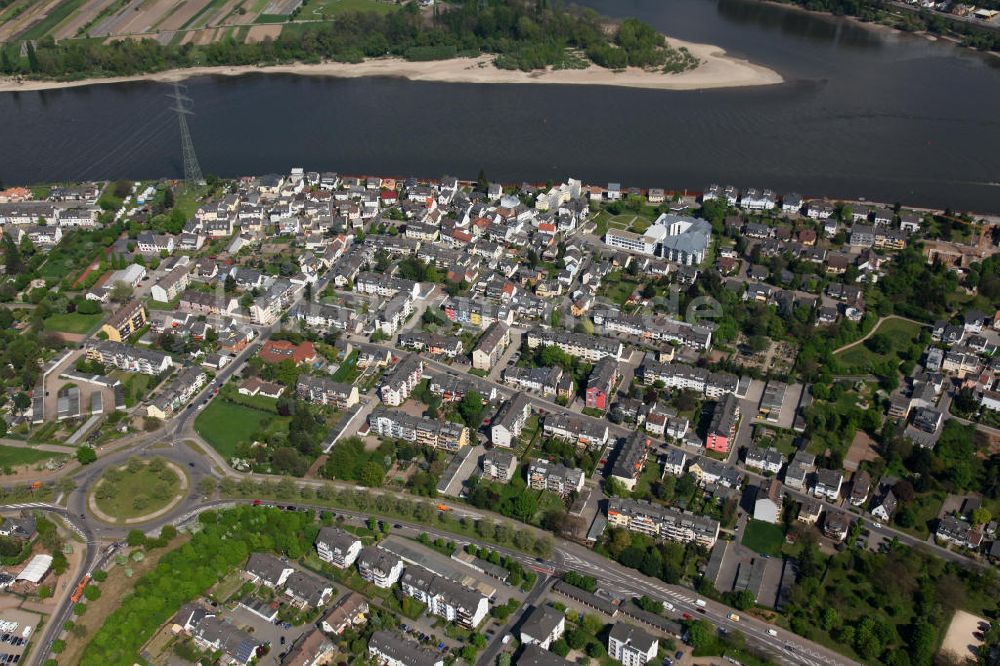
xmin=606 ymin=498 xmax=720 ymax=548
xmin=542 ymin=413 xmax=609 ymax=449
xmin=355 ymin=272 xmax=421 ymax=298
xmin=472 ymin=321 xmax=511 ymax=371
xmin=519 ymin=605 xmax=566 ymax=650
xmin=481 ymin=449 xmax=518 ymax=482
xmin=86 ymin=341 xmax=173 ymax=375
xmin=400 ymin=567 xmax=489 ymax=629
xmin=490 ymin=392 xmax=533 ymax=448
xmin=368 ymin=631 xmax=443 ymax=666
xmin=525 ymin=328 xmax=623 ymax=362
xmin=705 ymin=394 xmax=740 ymax=454
xmin=502 ymin=365 xmax=563 ymax=398
xmin=145 ymin=366 xmax=206 ymax=419
xmin=398 ymin=331 xmax=463 ymax=358
xmin=379 ymin=355 xmax=424 ymax=406
xmin=150 ymin=264 xmax=191 ymax=303
xmin=315 ymin=527 xmax=362 ymax=569
xmin=100 ymin=300 xmax=147 ymax=342
xmin=638 ymin=360 xmax=740 ymax=399
xmin=297 ymin=375 xmax=360 ymax=410
xmin=356 ymin=547 xmax=404 ymax=588
xmin=442 ymin=297 xmax=513 ymax=329
xmin=368 ymin=408 xmax=469 ymax=451
xmin=377 ymin=292 xmax=415 ymax=336
xmin=608 ymin=432 xmax=652 ymax=492
xmin=585 ymin=357 xmax=620 ymax=411
xmin=527 ymin=459 xmax=585 ymax=496
xmin=593 ymin=312 xmax=712 ymax=351
xmin=608 ymin=622 xmax=659 ymax=666
xmin=291 ymin=301 xmax=359 ymax=333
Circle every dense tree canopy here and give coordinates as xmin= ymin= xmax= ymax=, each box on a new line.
xmin=0 ymin=0 xmax=701 ymax=80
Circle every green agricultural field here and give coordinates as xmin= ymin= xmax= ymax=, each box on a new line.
xmin=741 ymin=519 xmax=785 ymax=556
xmin=194 ymin=399 xmax=288 ymax=458
xmin=20 ymin=0 xmax=87 ymax=40
xmin=299 ymin=0 xmax=395 ymax=20
xmin=0 ymin=444 xmax=58 ymax=468
xmin=43 ymin=312 xmax=104 ymax=334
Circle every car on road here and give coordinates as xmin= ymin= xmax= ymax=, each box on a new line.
xmin=873 ymin=522 xmax=883 ymax=529
xmin=767 ymin=629 xmax=778 ymax=637
xmin=695 ymin=599 xmax=707 ymax=608
xmin=393 ymin=524 xmax=402 ymax=529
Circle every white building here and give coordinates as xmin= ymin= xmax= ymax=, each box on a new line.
xmin=357 ymin=547 xmax=404 ymax=588
xmin=315 ymin=527 xmax=362 ymax=569
xmin=519 ymin=605 xmax=566 ymax=650
xmin=400 ymin=567 xmax=489 ymax=629
xmin=608 ymin=622 xmax=658 ymax=666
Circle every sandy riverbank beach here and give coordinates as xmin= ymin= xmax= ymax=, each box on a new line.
xmin=0 ymin=38 xmax=782 ymax=93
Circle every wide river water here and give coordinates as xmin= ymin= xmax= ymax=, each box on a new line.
xmin=2 ymin=0 xmax=999 ymax=211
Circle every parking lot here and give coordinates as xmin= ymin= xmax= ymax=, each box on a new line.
xmin=0 ymin=609 xmax=39 ymax=666
xmin=228 ymin=604 xmax=313 ymax=664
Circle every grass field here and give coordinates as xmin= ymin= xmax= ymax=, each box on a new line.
xmin=43 ymin=311 xmax=104 ymax=334
xmin=330 ymin=350 xmax=360 ymax=383
xmin=598 ymin=271 xmax=641 ymax=306
xmin=194 ymin=399 xmax=287 ymax=458
xmin=299 ymin=0 xmax=394 ymax=19
xmin=834 ymin=318 xmax=923 ymax=373
xmin=93 ymin=458 xmax=183 ymax=520
xmin=0 ymin=444 xmax=58 ymax=468
xmin=741 ymin=519 xmax=786 ymax=556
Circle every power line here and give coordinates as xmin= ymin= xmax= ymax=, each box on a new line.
xmin=168 ymin=83 xmax=204 ymax=184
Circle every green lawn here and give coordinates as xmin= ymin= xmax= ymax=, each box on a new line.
xmin=834 ymin=318 xmax=922 ymax=373
xmin=741 ymin=519 xmax=786 ymax=556
xmin=195 ymin=399 xmax=288 ymax=458
xmin=93 ymin=458 xmax=183 ymax=520
xmin=632 ymin=459 xmax=662 ymax=498
xmin=43 ymin=312 xmax=104 ymax=334
xmin=598 ymin=272 xmax=640 ymax=306
xmin=330 ymin=350 xmax=360 ymax=383
xmin=173 ymin=184 xmax=209 ymax=220
xmin=0 ymin=444 xmax=59 ymax=468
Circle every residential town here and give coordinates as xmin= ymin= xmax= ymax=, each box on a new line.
xmin=0 ymin=171 xmax=999 ymax=666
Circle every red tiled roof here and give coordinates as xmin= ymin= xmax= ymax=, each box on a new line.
xmin=259 ymin=340 xmax=317 ymax=365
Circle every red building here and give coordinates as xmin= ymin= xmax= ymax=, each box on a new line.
xmin=705 ymin=394 xmax=741 ymax=453
xmin=259 ymin=340 xmax=317 ymax=365
xmin=585 ymin=357 xmax=619 ymax=412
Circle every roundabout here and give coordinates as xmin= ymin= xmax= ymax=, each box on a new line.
xmin=87 ymin=456 xmax=190 ymax=525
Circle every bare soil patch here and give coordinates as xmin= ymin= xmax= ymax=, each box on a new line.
xmin=940 ymin=610 xmax=987 ymax=664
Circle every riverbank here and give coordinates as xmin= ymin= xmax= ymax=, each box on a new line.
xmin=758 ymin=0 xmax=1000 ymax=56
xmin=0 ymin=41 xmax=782 ymax=93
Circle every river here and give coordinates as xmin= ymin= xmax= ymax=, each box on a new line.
xmin=1 ymin=0 xmax=999 ymax=211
